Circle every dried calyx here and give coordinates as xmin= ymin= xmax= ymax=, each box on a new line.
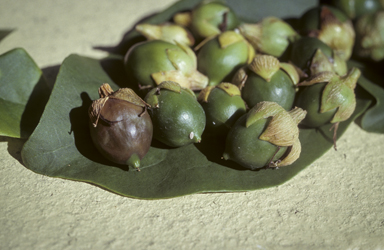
xmin=245 ymin=102 xmax=306 ymax=167
xmin=89 ymin=83 xmax=149 ymax=127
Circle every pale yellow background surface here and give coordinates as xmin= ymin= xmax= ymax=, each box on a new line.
xmin=1 ymin=1 xmax=384 ymax=249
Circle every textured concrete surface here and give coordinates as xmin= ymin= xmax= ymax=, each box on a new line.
xmin=1 ymin=1 xmax=384 ymax=249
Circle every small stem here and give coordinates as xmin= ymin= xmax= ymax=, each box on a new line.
xmin=330 ymin=122 xmax=339 ymax=151
xmin=268 ymin=146 xmax=282 ymax=168
xmin=219 ymin=12 xmax=228 ymax=32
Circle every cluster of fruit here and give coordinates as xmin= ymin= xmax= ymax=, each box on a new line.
xmin=87 ymin=0 xmax=383 ymax=171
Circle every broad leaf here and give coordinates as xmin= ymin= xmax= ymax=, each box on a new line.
xmin=18 ymin=0 xmax=375 ymax=199
xmin=0 ymin=48 xmax=50 ymax=138
xmin=349 ymin=60 xmax=384 ymax=133
xmin=21 ymin=54 xmax=371 ymax=199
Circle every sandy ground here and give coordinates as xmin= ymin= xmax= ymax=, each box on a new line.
xmin=1 ymin=1 xmax=384 ymax=249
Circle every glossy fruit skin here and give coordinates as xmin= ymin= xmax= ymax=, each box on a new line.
xmin=241 ymin=69 xmax=296 ymax=110
xmin=145 ymin=87 xmax=206 ymax=147
xmin=223 ymin=114 xmax=287 ymax=170
xmin=290 ymin=37 xmax=333 ymax=71
xmin=197 ymin=33 xmax=252 ymax=86
xmin=200 ymin=87 xmax=246 ymax=135
xmin=294 ymin=82 xmax=337 ymax=127
xmin=124 ymin=40 xmax=195 ymax=87
xmin=89 ymin=98 xmax=153 ymax=166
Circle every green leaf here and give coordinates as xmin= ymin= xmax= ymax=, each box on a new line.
xmin=21 ymin=54 xmax=371 ymax=199
xmin=16 ymin=0 xmax=372 ymax=199
xmin=348 ymin=60 xmax=384 ymax=133
xmin=0 ymin=48 xmax=51 ymax=138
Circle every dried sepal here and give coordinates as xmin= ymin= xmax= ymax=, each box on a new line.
xmin=298 ymin=71 xmax=335 ymax=86
xmin=288 ymin=106 xmax=307 ymax=124
xmin=231 ymin=67 xmax=248 ymax=90
xmin=218 ymin=30 xmax=244 ymax=48
xmin=239 ymin=17 xmax=299 ymax=57
xmin=245 ymin=102 xmax=306 ymax=167
xmin=309 ymin=49 xmax=334 ymax=75
xmin=198 ymin=82 xmax=241 ymax=103
xmin=280 ymin=62 xmax=300 ymax=85
xmin=144 ymin=81 xmax=183 ymax=109
xmin=216 ymin=82 xmax=241 ymax=97
xmin=245 ymin=40 xmax=256 ymax=64
xmin=197 ymin=86 xmax=215 ymax=103
xmin=135 ymin=23 xmax=195 ymax=46
xmin=238 ymin=22 xmax=262 ymax=51
xmin=187 ymin=70 xmax=210 ymax=91
xmin=316 ymin=6 xmax=355 ymax=61
xmin=276 ymin=137 xmax=301 ymax=167
xmin=174 ymin=41 xmax=198 ymax=68
xmin=88 ymin=83 xmax=149 ymax=127
xmin=152 ymin=42 xmax=209 ymax=90
xmin=110 ymin=88 xmax=149 ymax=108
xmin=258 ymin=105 xmax=306 ymax=147
xmin=248 ymin=55 xmax=280 ymax=82
xmin=321 ymin=67 xmax=360 ymax=123
xmin=245 ymin=101 xmax=282 ymax=128
xmin=89 ymin=97 xmax=109 ymax=127
xmin=173 ymin=11 xmax=192 ymax=27
xmin=259 ymin=111 xmax=299 ymax=146
xmin=156 ymin=81 xmax=182 ymax=93
xmin=98 ymin=83 xmax=114 ymax=98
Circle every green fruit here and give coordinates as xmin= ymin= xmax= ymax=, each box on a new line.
xmin=240 ymin=68 xmax=296 ymax=110
xmin=233 ymin=55 xmax=298 ymax=110
xmin=198 ymin=82 xmax=246 ymax=135
xmin=299 ymin=5 xmax=355 ymax=60
xmin=290 ymin=36 xmax=348 ymax=76
xmin=223 ymin=102 xmax=306 ymax=170
xmin=197 ymin=31 xmax=254 ymax=86
xmin=294 ymin=82 xmax=336 ymax=127
xmin=223 ymin=114 xmax=288 ymax=169
xmin=144 ymin=81 xmax=206 ymax=147
xmin=239 ymin=17 xmax=300 ymax=58
xmin=88 ymin=84 xmax=153 ymax=170
xmin=290 ymin=36 xmax=333 ymax=71
xmin=124 ymin=40 xmax=208 ymax=90
xmin=294 ymin=67 xmax=360 ymax=149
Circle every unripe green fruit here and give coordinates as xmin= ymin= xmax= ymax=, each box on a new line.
xmin=223 ymin=101 xmax=306 ymax=170
xmin=241 ymin=69 xmax=296 ymax=110
xmin=145 ymin=81 xmax=206 ymax=147
xmin=294 ymin=82 xmax=336 ymax=127
xmin=198 ymin=83 xmax=246 ymax=135
xmin=223 ymin=114 xmax=288 ymax=170
xmin=124 ymin=40 xmax=208 ymax=90
xmin=197 ymin=31 xmax=254 ymax=86
xmin=290 ymin=37 xmax=333 ymax=71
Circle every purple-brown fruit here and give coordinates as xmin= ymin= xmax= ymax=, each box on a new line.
xmin=88 ymin=83 xmax=153 ymax=170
